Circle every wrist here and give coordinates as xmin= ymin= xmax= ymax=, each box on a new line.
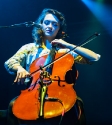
xmin=68 ymin=44 xmax=77 ymax=50
xmin=12 ymin=64 xmax=22 ymax=72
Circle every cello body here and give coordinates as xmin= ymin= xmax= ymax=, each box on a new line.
xmin=12 ymin=53 xmax=77 ymax=120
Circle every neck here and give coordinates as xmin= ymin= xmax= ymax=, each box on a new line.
xmin=42 ymin=38 xmax=52 ymax=50
xmin=44 ymin=35 xmax=55 ymax=42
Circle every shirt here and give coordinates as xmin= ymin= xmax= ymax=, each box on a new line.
xmin=4 ymin=42 xmax=90 ymax=74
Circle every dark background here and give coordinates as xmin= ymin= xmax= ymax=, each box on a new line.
xmin=0 ymin=0 xmax=112 ymax=125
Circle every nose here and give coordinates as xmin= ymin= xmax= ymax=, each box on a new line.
xmin=48 ymin=22 xmax=53 ymax=28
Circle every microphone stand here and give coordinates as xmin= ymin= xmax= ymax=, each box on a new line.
xmin=0 ymin=21 xmax=36 ymax=28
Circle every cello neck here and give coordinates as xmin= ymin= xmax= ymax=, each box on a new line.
xmin=43 ymin=47 xmax=56 ymax=74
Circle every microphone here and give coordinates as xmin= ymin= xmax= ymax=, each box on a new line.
xmin=0 ymin=21 xmax=41 ymax=28
xmin=94 ymin=32 xmax=100 ymax=36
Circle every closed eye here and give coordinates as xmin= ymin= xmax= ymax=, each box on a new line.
xmin=44 ymin=20 xmax=59 ymax=27
xmin=52 ymin=22 xmax=58 ymax=26
xmin=44 ymin=20 xmax=50 ymax=25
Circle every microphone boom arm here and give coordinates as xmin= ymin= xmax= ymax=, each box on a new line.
xmin=0 ymin=21 xmax=35 ymax=28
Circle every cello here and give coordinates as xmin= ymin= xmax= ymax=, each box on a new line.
xmin=12 ymin=33 xmax=99 ymax=120
xmin=12 ymin=47 xmax=77 ymax=120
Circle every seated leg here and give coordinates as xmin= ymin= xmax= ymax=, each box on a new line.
xmin=7 ymin=97 xmax=19 ymax=125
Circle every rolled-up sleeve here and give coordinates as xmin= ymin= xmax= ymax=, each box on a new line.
xmin=58 ymin=49 xmax=93 ymax=64
xmin=70 ymin=51 xmax=93 ymax=64
xmin=4 ymin=45 xmax=28 ymax=74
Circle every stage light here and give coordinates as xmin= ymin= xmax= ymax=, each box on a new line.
xmin=82 ymin=0 xmax=112 ymax=37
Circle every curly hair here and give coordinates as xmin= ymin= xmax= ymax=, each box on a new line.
xmin=32 ymin=8 xmax=67 ymax=45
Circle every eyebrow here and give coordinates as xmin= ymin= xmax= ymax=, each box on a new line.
xmin=44 ymin=20 xmax=60 ymax=26
xmin=44 ymin=20 xmax=59 ymax=23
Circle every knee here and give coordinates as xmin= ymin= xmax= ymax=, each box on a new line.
xmin=76 ymin=97 xmax=84 ymax=110
xmin=76 ymin=97 xmax=86 ymax=125
xmin=9 ymin=99 xmax=15 ymax=107
xmin=8 ymin=97 xmax=17 ymax=114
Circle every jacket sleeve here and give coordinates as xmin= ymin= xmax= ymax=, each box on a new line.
xmin=58 ymin=49 xmax=93 ymax=64
xmin=4 ymin=44 xmax=29 ymax=74
xmin=69 ymin=51 xmax=92 ymax=64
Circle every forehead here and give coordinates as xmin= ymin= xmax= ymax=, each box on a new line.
xmin=43 ymin=14 xmax=60 ymax=23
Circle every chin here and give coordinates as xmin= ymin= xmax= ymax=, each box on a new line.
xmin=45 ymin=34 xmax=54 ymax=37
xmin=45 ymin=33 xmax=52 ymax=36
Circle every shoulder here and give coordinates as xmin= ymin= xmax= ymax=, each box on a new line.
xmin=19 ymin=43 xmax=38 ymax=51
xmin=21 ymin=43 xmax=37 ymax=49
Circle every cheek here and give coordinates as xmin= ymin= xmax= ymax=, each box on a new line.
xmin=41 ymin=24 xmax=45 ymax=30
xmin=54 ymin=27 xmax=60 ymax=34
xmin=41 ymin=25 xmax=47 ymax=34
